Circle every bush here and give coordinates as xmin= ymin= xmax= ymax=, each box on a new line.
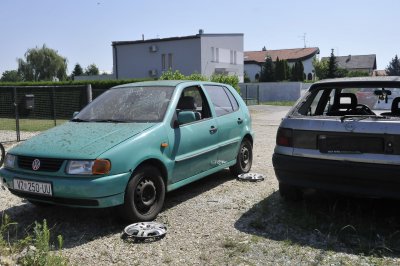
xmin=159 ymin=69 xmax=240 ymax=92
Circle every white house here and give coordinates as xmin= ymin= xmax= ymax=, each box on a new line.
xmin=112 ymin=30 xmax=244 ymax=81
xmin=244 ymin=47 xmax=320 ymax=81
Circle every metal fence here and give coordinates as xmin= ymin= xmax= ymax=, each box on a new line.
xmin=0 ymin=85 xmax=96 ymax=142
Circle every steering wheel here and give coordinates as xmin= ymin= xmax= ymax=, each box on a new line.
xmin=347 ymin=104 xmax=375 ymax=115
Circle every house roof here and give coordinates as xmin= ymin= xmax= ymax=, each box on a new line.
xmin=112 ymin=33 xmax=243 ymax=46
xmin=321 ymin=54 xmax=377 ymax=70
xmin=244 ymin=47 xmax=320 ymax=64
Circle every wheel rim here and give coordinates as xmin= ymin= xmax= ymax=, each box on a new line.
xmin=135 ymin=178 xmax=157 ymax=214
xmin=240 ymin=144 xmax=251 ymax=170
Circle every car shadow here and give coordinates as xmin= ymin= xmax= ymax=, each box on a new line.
xmin=234 ymin=190 xmax=400 ymax=258
xmin=1 ymin=169 xmax=234 ymax=249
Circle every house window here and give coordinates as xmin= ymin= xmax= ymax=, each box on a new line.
xmin=161 ymin=54 xmax=166 ymax=70
xmin=211 ymin=47 xmax=215 ymax=62
xmin=229 ymin=50 xmax=237 ymax=64
xmin=216 ymin=48 xmax=219 ymax=63
xmin=168 ymin=53 xmax=173 ymax=69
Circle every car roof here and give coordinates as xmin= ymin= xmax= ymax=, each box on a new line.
xmin=314 ymin=76 xmax=400 ymax=85
xmin=112 ymin=80 xmax=228 ymax=89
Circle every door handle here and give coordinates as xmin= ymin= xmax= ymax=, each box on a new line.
xmin=237 ymin=118 xmax=243 ymax=124
xmin=209 ymin=126 xmax=218 ymax=134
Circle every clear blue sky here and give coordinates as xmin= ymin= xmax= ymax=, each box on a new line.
xmin=1 ymin=0 xmax=399 ymax=75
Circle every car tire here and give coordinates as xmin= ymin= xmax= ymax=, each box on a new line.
xmin=230 ymin=139 xmax=253 ymax=176
xmin=0 ymin=143 xmax=4 ymax=168
xmin=279 ymin=183 xmax=302 ymax=201
xmin=120 ymin=165 xmax=165 ymax=222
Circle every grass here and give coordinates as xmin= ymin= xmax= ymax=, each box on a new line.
xmin=0 ymin=118 xmax=68 ymax=132
xmin=0 ymin=213 xmax=68 ymax=265
xmin=261 ymin=101 xmax=296 ymax=106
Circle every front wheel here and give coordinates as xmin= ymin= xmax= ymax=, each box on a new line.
xmin=230 ymin=139 xmax=253 ymax=176
xmin=120 ymin=165 xmax=165 ymax=222
xmin=0 ymin=143 xmax=4 ymax=168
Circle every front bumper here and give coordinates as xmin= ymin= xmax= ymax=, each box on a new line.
xmin=273 ymin=153 xmax=400 ymax=199
xmin=0 ymin=168 xmax=131 ymax=208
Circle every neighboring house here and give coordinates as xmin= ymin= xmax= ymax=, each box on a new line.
xmin=321 ymin=54 xmax=377 ymax=75
xmin=112 ymin=30 xmax=244 ymax=81
xmin=244 ymin=47 xmax=320 ymax=82
xmin=372 ymin=70 xmax=387 ymax=76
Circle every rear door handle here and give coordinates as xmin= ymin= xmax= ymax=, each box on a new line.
xmin=209 ymin=126 xmax=218 ymax=134
xmin=237 ymin=118 xmax=243 ymax=124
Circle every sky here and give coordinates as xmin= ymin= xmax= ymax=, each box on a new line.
xmin=1 ymin=0 xmax=399 ymax=75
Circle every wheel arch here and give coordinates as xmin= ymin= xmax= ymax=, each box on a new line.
xmin=243 ymin=133 xmax=253 ymax=145
xmin=133 ymin=159 xmax=168 ymax=187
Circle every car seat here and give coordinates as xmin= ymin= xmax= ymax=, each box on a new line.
xmin=328 ymin=93 xmax=358 ymax=116
xmin=381 ymin=97 xmax=400 ymax=116
xmin=177 ymin=96 xmax=201 ymax=120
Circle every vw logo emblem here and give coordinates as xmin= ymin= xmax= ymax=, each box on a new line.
xmin=32 ymin=159 xmax=41 ymax=171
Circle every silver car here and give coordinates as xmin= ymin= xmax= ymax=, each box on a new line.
xmin=273 ymin=76 xmax=400 ymax=200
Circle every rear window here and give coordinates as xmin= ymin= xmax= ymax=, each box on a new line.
xmin=297 ymin=85 xmax=400 ymax=117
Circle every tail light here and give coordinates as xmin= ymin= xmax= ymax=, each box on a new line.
xmin=276 ymin=128 xmax=293 ymax=147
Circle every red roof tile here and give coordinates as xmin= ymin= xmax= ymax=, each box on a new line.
xmin=244 ymin=47 xmax=319 ymax=63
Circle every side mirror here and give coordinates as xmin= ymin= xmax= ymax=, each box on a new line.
xmin=72 ymin=111 xmax=79 ymax=118
xmin=177 ymin=111 xmax=196 ymax=125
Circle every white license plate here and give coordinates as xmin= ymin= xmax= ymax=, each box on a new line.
xmin=13 ymin=178 xmax=52 ymax=196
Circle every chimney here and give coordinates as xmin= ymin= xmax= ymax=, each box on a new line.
xmin=346 ymin=55 xmax=351 ymax=62
xmin=199 ymin=29 xmax=204 ymax=35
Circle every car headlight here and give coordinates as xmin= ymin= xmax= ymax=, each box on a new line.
xmin=66 ymin=159 xmax=111 ymax=175
xmin=4 ymin=154 xmax=16 ymax=169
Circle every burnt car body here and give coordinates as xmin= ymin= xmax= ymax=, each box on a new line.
xmin=273 ymin=76 xmax=400 ymax=200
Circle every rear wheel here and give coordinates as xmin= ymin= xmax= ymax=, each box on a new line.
xmin=279 ymin=183 xmax=302 ymax=201
xmin=230 ymin=139 xmax=253 ymax=176
xmin=120 ymin=165 xmax=165 ymax=222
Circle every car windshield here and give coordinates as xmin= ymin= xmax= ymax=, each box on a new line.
xmin=297 ymin=85 xmax=400 ymax=118
xmin=74 ymin=86 xmax=175 ymax=122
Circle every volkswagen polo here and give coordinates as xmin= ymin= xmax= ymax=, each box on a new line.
xmin=0 ymin=80 xmax=253 ymax=221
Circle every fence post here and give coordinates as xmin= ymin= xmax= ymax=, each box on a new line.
xmin=51 ymin=87 xmax=57 ymax=126
xmin=87 ymin=84 xmax=93 ymax=103
xmin=13 ymin=87 xmax=20 ymax=142
xmin=257 ymin=85 xmax=260 ymax=105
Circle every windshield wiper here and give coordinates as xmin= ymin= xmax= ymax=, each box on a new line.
xmin=340 ymin=115 xmax=388 ymax=122
xmin=71 ymin=118 xmax=89 ymax=122
xmin=90 ymin=119 xmax=128 ymax=123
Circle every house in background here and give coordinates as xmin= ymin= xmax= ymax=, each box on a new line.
xmin=112 ymin=30 xmax=244 ymax=81
xmin=244 ymin=47 xmax=320 ymax=82
xmin=321 ymin=54 xmax=377 ymax=75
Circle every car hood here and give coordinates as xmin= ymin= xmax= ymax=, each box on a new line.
xmin=10 ymin=122 xmax=156 ymax=159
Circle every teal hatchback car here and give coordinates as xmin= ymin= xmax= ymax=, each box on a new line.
xmin=0 ymin=81 xmax=253 ymax=221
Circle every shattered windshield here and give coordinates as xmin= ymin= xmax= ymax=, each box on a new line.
xmin=74 ymin=86 xmax=175 ymax=122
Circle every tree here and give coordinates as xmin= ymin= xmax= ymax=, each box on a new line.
xmin=71 ymin=63 xmax=83 ymax=79
xmin=17 ymin=44 xmax=68 ymax=81
xmin=386 ymin=55 xmax=400 ymax=76
xmin=327 ymin=49 xmax=339 ymax=78
xmin=313 ymin=57 xmax=328 ymax=80
xmin=259 ymin=56 xmax=275 ymax=82
xmin=84 ymin=64 xmax=100 ymax=75
xmin=275 ymin=57 xmax=288 ymax=81
xmin=0 ymin=70 xmax=22 ymax=82
xmin=291 ymin=61 xmax=305 ymax=81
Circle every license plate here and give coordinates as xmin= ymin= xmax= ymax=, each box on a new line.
xmin=13 ymin=178 xmax=52 ymax=196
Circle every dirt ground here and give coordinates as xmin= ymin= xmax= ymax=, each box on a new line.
xmin=1 ymin=105 xmax=400 ymax=265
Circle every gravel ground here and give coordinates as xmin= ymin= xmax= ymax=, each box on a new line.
xmin=1 ymin=105 xmax=400 ymax=265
